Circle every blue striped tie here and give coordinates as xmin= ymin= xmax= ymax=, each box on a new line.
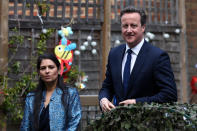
xmin=123 ymin=49 xmax=132 ymax=96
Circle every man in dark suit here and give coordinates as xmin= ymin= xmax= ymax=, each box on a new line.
xmin=99 ymin=6 xmax=177 ymax=112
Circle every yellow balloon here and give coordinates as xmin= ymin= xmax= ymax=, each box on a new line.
xmin=55 ymin=45 xmax=65 ymax=58
xmin=62 ymin=28 xmax=69 ymax=36
xmin=54 ymin=45 xmax=73 ymax=60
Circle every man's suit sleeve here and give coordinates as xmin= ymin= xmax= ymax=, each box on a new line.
xmin=136 ymin=52 xmax=177 ymax=103
xmin=99 ymin=50 xmax=114 ymax=102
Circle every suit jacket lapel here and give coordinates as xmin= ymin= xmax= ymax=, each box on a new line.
xmin=126 ymin=41 xmax=150 ymax=98
xmin=115 ymin=44 xmax=126 ymax=101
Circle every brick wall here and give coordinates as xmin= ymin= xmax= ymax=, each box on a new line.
xmin=8 ymin=1 xmax=98 ymax=19
xmin=185 ymin=1 xmax=197 ymax=83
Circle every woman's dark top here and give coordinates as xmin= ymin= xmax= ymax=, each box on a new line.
xmin=39 ymin=104 xmax=50 ymax=131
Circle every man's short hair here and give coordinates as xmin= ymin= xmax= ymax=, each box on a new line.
xmin=120 ymin=6 xmax=147 ymax=26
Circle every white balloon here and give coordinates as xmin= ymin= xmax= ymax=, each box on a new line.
xmin=175 ymin=29 xmax=180 ymax=34
xmin=42 ymin=28 xmax=47 ymax=34
xmin=87 ymin=35 xmax=92 ymax=41
xmin=91 ymin=41 xmax=97 ymax=47
xmin=74 ymin=50 xmax=80 ymax=55
xmin=165 ymin=21 xmax=168 ymax=24
xmin=80 ymin=45 xmax=86 ymax=50
xmin=195 ymin=64 xmax=197 ymax=69
xmin=146 ymin=32 xmax=155 ymax=40
xmin=115 ymin=40 xmax=120 ymax=45
xmin=163 ymin=33 xmax=170 ymax=39
xmin=145 ymin=37 xmax=150 ymax=42
xmin=92 ymin=49 xmax=97 ymax=54
xmin=83 ymin=41 xmax=89 ymax=46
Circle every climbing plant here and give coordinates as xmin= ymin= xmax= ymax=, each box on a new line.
xmin=37 ymin=28 xmax=55 ymax=55
xmin=26 ymin=0 xmax=50 ymax=16
xmin=0 ymin=27 xmax=54 ymax=122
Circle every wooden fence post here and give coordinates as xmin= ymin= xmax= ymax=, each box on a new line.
xmin=0 ymin=0 xmax=8 ymax=130
xmin=101 ymin=0 xmax=111 ymax=82
xmin=0 ymin=0 xmax=9 ymax=75
xmin=179 ymin=0 xmax=188 ymax=103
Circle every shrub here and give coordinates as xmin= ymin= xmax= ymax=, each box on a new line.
xmin=86 ymin=103 xmax=197 ymax=131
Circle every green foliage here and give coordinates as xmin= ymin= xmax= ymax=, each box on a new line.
xmin=1 ymin=59 xmax=38 ymax=121
xmin=9 ymin=27 xmax=24 ymax=45
xmin=0 ymin=73 xmax=37 ymax=121
xmin=0 ymin=75 xmax=7 ymax=89
xmin=11 ymin=61 xmax=21 ymax=74
xmin=0 ymin=27 xmax=54 ymax=122
xmin=26 ymin=0 xmax=50 ymax=15
xmin=8 ymin=27 xmax=24 ymax=53
xmin=63 ymin=66 xmax=85 ymax=86
xmin=37 ymin=1 xmax=50 ymax=15
xmin=37 ymin=28 xmax=54 ymax=55
xmin=86 ymin=103 xmax=197 ymax=131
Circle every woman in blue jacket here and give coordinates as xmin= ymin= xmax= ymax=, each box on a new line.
xmin=20 ymin=53 xmax=81 ymax=131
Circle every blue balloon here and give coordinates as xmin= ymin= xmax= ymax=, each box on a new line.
xmin=61 ymin=37 xmax=67 ymax=45
xmin=64 ymin=43 xmax=76 ymax=51
xmin=67 ymin=27 xmax=73 ymax=35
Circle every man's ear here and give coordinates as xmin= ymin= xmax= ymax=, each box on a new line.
xmin=142 ymin=24 xmax=146 ymax=33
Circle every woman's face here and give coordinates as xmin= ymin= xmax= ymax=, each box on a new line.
xmin=39 ymin=59 xmax=59 ymax=83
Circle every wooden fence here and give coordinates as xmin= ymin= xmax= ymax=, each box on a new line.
xmin=6 ymin=0 xmax=182 ymax=130
xmin=79 ymin=95 xmax=100 ymax=130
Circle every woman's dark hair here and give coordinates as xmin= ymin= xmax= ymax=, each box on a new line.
xmin=36 ymin=53 xmax=60 ymax=72
xmin=120 ymin=6 xmax=147 ymax=26
xmin=33 ymin=53 xmax=68 ymax=130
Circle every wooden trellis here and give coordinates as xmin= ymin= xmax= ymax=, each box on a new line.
xmin=9 ymin=0 xmax=103 ymax=26
xmin=8 ymin=0 xmax=179 ymax=26
xmin=111 ymin=0 xmax=179 ymax=25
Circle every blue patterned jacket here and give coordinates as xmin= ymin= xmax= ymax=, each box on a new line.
xmin=20 ymin=87 xmax=81 ymax=131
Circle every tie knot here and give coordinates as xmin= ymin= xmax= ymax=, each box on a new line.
xmin=127 ymin=49 xmax=132 ymax=55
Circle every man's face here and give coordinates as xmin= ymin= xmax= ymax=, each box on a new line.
xmin=121 ymin=12 xmax=145 ymax=48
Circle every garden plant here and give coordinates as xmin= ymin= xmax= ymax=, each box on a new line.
xmin=86 ymin=103 xmax=197 ymax=131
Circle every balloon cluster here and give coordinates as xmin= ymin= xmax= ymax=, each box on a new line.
xmin=54 ymin=26 xmax=76 ymax=75
xmin=74 ymin=34 xmax=97 ymax=56
xmin=54 ymin=26 xmax=88 ymax=90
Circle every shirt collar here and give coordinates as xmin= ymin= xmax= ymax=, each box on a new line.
xmin=125 ymin=38 xmax=144 ymax=55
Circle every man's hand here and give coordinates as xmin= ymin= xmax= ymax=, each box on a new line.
xmin=100 ymin=98 xmax=115 ymax=112
xmin=119 ymin=99 xmax=136 ymax=106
